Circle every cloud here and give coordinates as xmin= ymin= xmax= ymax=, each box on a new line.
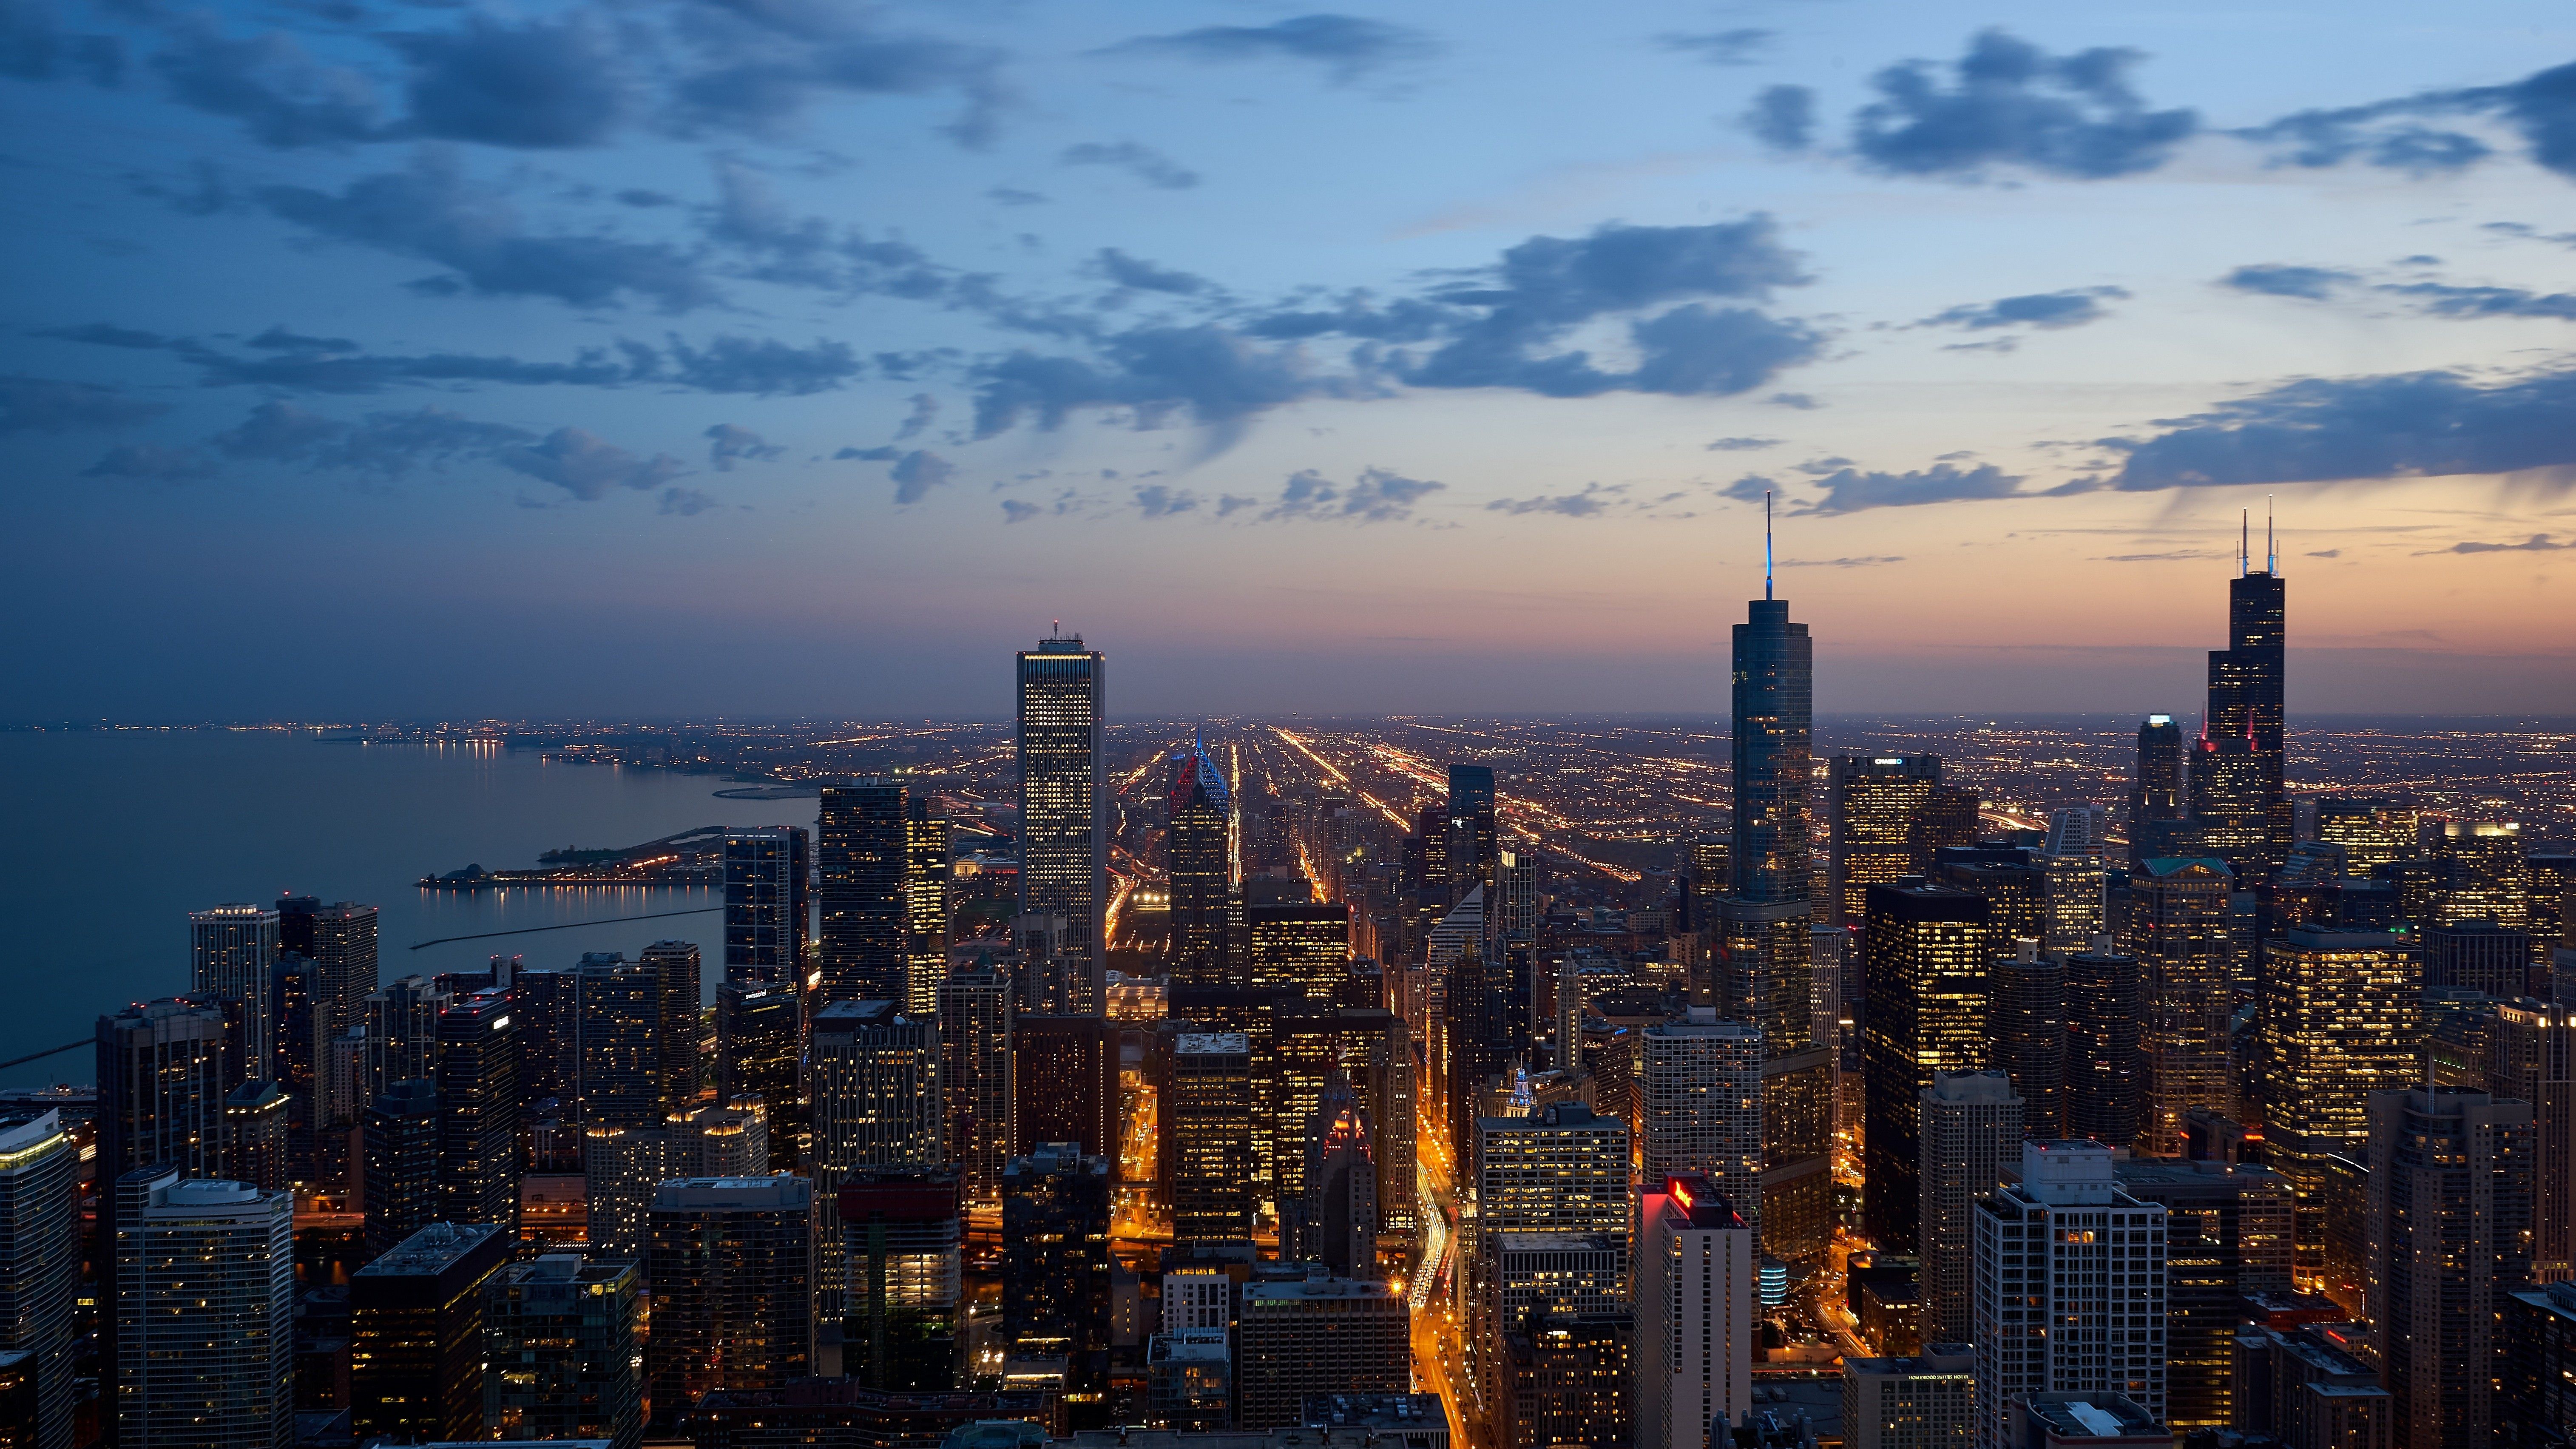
xmin=1263 ymin=466 xmax=1444 ymax=523
xmin=82 ymin=444 xmax=216 ymax=481
xmin=0 ymin=0 xmax=120 ymax=85
xmin=987 ymin=186 xmax=1047 ymax=206
xmin=837 ymin=445 xmax=897 ymax=461
xmin=259 ymin=150 xmax=718 ymax=312
xmin=2104 ymin=365 xmax=2576 ymax=492
xmin=705 ymin=158 xmax=954 ymax=303
xmin=894 ymin=393 xmax=939 ymax=441
xmin=1059 ymin=141 xmax=1200 ymax=190
xmin=213 ymin=399 xmax=342 ymax=459
xmin=1133 ymin=483 xmax=1199 ymax=517
xmin=1790 ymin=462 xmax=2025 ymax=514
xmin=1619 ymin=305 xmax=1824 ymax=396
xmin=1918 ymin=286 xmax=2126 ymax=330
xmin=1000 ymin=499 xmax=1040 ymax=523
xmin=1847 ymin=29 xmax=2196 ymax=179
xmin=500 ymin=426 xmax=683 ymax=500
xmin=0 ymin=374 xmax=166 ymax=434
xmin=1092 ymin=248 xmax=1211 ymax=295
xmin=2377 ymin=281 xmax=2576 ymax=321
xmin=889 ymin=448 xmax=954 ymax=503
xmin=2425 ymin=533 xmax=2573 ymax=553
xmin=1660 ymin=29 xmax=1772 ymax=67
xmin=393 ymin=13 xmax=630 ymax=149
xmin=40 ymin=321 xmax=852 ymax=396
xmin=2306 ymin=548 xmax=2341 ymax=558
xmin=1768 ymin=392 xmax=1821 ymax=409
xmin=1782 ymin=555 xmax=1906 ymax=568
xmin=1486 ymin=482 xmax=1625 ymax=517
xmin=658 ymin=486 xmax=719 ymax=516
xmin=2221 ymin=264 xmax=2357 ymax=300
xmin=1742 ymin=85 xmax=1815 ymax=151
xmin=971 ymin=325 xmax=1342 ymax=440
xmin=1708 ymin=436 xmax=1782 ymax=452
xmin=151 ymin=20 xmax=382 ymax=148
xmin=704 ymin=423 xmax=781 ymax=470
xmin=1096 ymin=14 xmax=1434 ymax=84
xmin=664 ymin=335 xmax=862 ymax=393
xmin=666 ymin=3 xmax=1007 ymax=148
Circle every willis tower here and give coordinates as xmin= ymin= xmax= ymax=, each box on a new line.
xmin=2192 ymin=511 xmax=2289 ymax=882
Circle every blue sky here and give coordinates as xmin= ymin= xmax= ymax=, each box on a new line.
xmin=6 ymin=0 xmax=2576 ymax=720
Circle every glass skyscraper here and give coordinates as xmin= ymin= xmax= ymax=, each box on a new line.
xmin=722 ymin=826 xmax=808 ymax=984
xmin=2197 ymin=544 xmax=2289 ymax=881
xmin=1167 ymin=741 xmax=1234 ymax=988
xmin=1730 ymin=593 xmax=1811 ymax=905
xmin=819 ymin=778 xmax=909 ymax=1005
xmin=1018 ymin=633 xmax=1108 ymax=1013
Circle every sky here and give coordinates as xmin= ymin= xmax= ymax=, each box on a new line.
xmin=5 ymin=0 xmax=2576 ymax=722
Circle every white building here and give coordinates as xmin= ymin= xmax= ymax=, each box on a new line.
xmin=1971 ymin=1141 xmax=2169 ymax=1449
xmin=1640 ymin=1009 xmax=1764 ymax=1243
xmin=1636 ymin=1174 xmax=1755 ymax=1449
xmin=114 ymin=1171 xmax=294 ymax=1449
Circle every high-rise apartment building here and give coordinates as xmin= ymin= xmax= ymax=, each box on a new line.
xmin=485 ymin=1254 xmax=643 ymax=1449
xmin=639 ymin=940 xmax=703 ymax=1114
xmin=820 ymin=778 xmax=910 ymax=1005
xmin=2110 ymin=1159 xmax=2292 ymax=1431
xmin=192 ymin=903 xmax=279 ymax=1085
xmin=1019 ymin=633 xmax=1108 ymax=1012
xmin=551 ymin=951 xmax=661 ymax=1126
xmin=904 ymin=797 xmax=950 ymax=1017
xmin=1169 ymin=1032 xmax=1255 ymax=1243
xmin=837 ymin=1173 xmax=965 ymax=1393
xmin=2062 ymin=939 xmax=2144 ymax=1151
xmin=219 ymin=1080 xmax=288 ymax=1192
xmin=1248 ymin=902 xmax=1352 ymax=1004
xmin=1495 ymin=848 xmax=1538 ymax=943
xmin=0 ymin=1110 xmax=76 ymax=1449
xmin=645 ymin=1176 xmax=817 ymax=1423
xmin=670 ymin=1099 xmax=769 ymax=1177
xmin=1830 ymin=756 xmax=1943 ymax=928
xmin=435 ymin=985 xmax=520 ymax=1230
xmin=112 ymin=1170 xmax=293 ymax=1449
xmin=96 ymin=997 xmax=230 ymax=1181
xmin=1861 ymin=881 xmax=1991 ymax=1252
xmin=937 ymin=969 xmax=1014 ymax=1206
xmin=1918 ymin=1072 xmax=2022 ymax=1346
xmin=364 ymin=975 xmax=449 ymax=1098
xmin=1001 ymin=1143 xmax=1113 ymax=1390
xmin=1639 ymin=1010 xmax=1763 ymax=1243
xmin=1969 ymin=1142 xmax=2169 ymax=1449
xmin=2128 ymin=858 xmax=2236 ymax=1154
xmin=2366 ymin=1088 xmax=2535 ymax=1449
xmin=1988 ymin=940 xmax=2066 ymax=1139
xmin=2494 ymin=997 xmax=2576 ymax=1282
xmin=580 ymin=1124 xmax=669 ymax=1264
xmin=362 ymin=1078 xmax=442 ymax=1255
xmin=350 ymin=1221 xmax=512 ymax=1444
xmin=2199 ymin=547 xmax=2289 ymax=881
xmin=1635 ymin=1175 xmax=1756 ymax=1449
xmin=723 ymin=826 xmax=809 ymax=983
xmin=809 ymin=1000 xmax=943 ymax=1311
xmin=1169 ymin=742 xmax=1234 ymax=987
xmin=278 ymin=898 xmax=381 ymax=1045
xmin=2035 ymin=851 xmax=2107 ymax=953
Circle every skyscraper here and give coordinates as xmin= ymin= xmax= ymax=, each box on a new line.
xmin=192 ymin=903 xmax=279 ymax=1085
xmin=1168 ymin=1031 xmax=1255 ymax=1244
xmin=2062 ymin=939 xmax=2145 ymax=1151
xmin=278 ymin=898 xmax=381 ymax=1047
xmin=1830 ymin=755 xmax=1942 ymax=928
xmin=0 ymin=1110 xmax=76 ymax=1449
xmin=361 ymin=1079 xmax=441 ymax=1256
xmin=1303 ymin=1074 xmax=1378 ymax=1278
xmin=435 ymin=985 xmax=521 ymax=1230
xmin=937 ymin=968 xmax=1014 ymax=1207
xmin=640 ymin=939 xmax=703 ymax=1115
xmin=581 ymin=1124 xmax=670 ymax=1264
xmin=1019 ymin=631 xmax=1108 ymax=1013
xmin=1247 ymin=901 xmax=1352 ymax=1003
xmin=2198 ymin=529 xmax=2289 ymax=881
xmin=1970 ymin=1142 xmax=2170 ymax=1448
xmin=349 ymin=1221 xmax=511 ymax=1444
xmin=1730 ymin=530 xmax=1812 ymax=906
xmin=1235 ymin=1276 xmax=1410 ymax=1430
xmin=570 ymin=951 xmax=663 ymax=1126
xmin=1477 ymin=1102 xmax=1634 ymax=1244
xmin=809 ymin=1000 xmax=943 ymax=1311
xmin=96 ymin=996 xmax=229 ymax=1182
xmin=1639 ymin=1010 xmax=1763 ymax=1243
xmin=2110 ymin=1158 xmax=2293 ymax=1431
xmin=1448 ymin=763 xmax=1499 ymax=896
xmin=2366 ymin=1088 xmax=2535 ymax=1449
xmin=1861 ymin=881 xmax=1991 ymax=1252
xmin=1169 ymin=740 xmax=1235 ymax=988
xmin=1013 ymin=1014 xmax=1115 ymax=1163
xmin=837 ymin=1172 xmax=965 ymax=1392
xmin=1635 ymin=1175 xmax=1757 ymax=1449
xmin=2258 ymin=926 xmax=2422 ymax=1262
xmin=645 ymin=1176 xmax=818 ymax=1423
xmin=904 ymin=798 xmax=951 ymax=1020
xmin=723 ymin=826 xmax=809 ymax=983
xmin=113 ymin=1170 xmax=294 ymax=1449
xmin=2314 ymin=797 xmax=2415 ymax=876
xmin=1917 ymin=1071 xmax=2021 ymax=1345
xmin=2129 ymin=716 xmax=2187 ymax=868
xmin=484 ymin=1254 xmax=644 ymax=1449
xmin=219 ymin=1081 xmax=288 ymax=1192
xmin=2435 ymin=819 xmax=2533 ymax=929
xmin=716 ymin=979 xmax=803 ymax=1167
xmin=2129 ymin=858 xmax=2237 ymax=1154
xmin=819 ymin=778 xmax=910 ymax=1005
xmin=1988 ymin=940 xmax=2066 ymax=1139
xmin=1001 ymin=1142 xmax=1113 ymax=1391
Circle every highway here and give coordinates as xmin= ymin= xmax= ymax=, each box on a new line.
xmin=1410 ymin=1121 xmax=1497 ymax=1449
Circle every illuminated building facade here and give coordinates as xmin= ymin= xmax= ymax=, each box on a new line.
xmin=1918 ymin=1071 xmax=2020 ymax=1345
xmin=1477 ymin=1103 xmax=1633 ymax=1244
xmin=1448 ymin=762 xmax=1499 ymax=896
xmin=2130 ymin=716 xmax=2187 ymax=871
xmin=1013 ymin=1014 xmax=1114 ymax=1164
xmin=1301 ymin=1074 xmax=1377 ymax=1278
xmin=1969 ymin=1142 xmax=2169 ymax=1449
xmin=837 ymin=1173 xmax=963 ymax=1392
xmin=2435 ymin=820 xmax=2531 ymax=929
xmin=2315 ymin=797 xmax=2414 ymax=877
xmin=640 ymin=939 xmax=702 ymax=1116
xmin=277 ymin=897 xmax=381 ymax=1046
xmin=1990 ymin=939 xmax=2066 ymax=1139
xmin=1829 ymin=755 xmax=1942 ymax=929
xmin=112 ymin=1172 xmax=293 ymax=1449
xmin=1018 ymin=634 xmax=1108 ymax=1012
xmin=1235 ymin=1276 xmax=1410 ymax=1430
xmin=2494 ymin=997 xmax=2576 ymax=1281
xmin=645 ymin=1176 xmax=817 ymax=1424
xmin=1248 ymin=902 xmax=1352 ymax=1003
xmin=2063 ymin=940 xmax=2145 ymax=1152
xmin=904 ymin=797 xmax=950 ymax=1017
xmin=1729 ymin=585 xmax=1811 ymax=907
xmin=2110 ymin=1159 xmax=2292 ymax=1431
xmin=1169 ymin=1031 xmax=1255 ymax=1244
xmin=1635 ymin=1175 xmax=1755 ymax=1449
xmin=809 ymin=1000 xmax=943 ymax=1313
xmin=1168 ymin=742 xmax=1234 ymax=988
xmin=484 ymin=1255 xmax=643 ymax=1449
xmin=714 ymin=980 xmax=802 ymax=1168
xmin=191 ymin=903 xmax=279 ymax=1085
xmin=1639 ymin=1010 xmax=1763 ymax=1245
xmin=350 ymin=1221 xmax=511 ymax=1444
xmin=580 ymin=1124 xmax=669 ymax=1264
xmin=2130 ymin=858 xmax=2237 ymax=1155
xmin=435 ymin=986 xmax=521 ymax=1230
xmin=937 ymin=968 xmax=1014 ymax=1206
xmin=819 ymin=778 xmax=909 ymax=1005
xmin=1861 ymin=881 xmax=1991 ymax=1253
xmin=0 ymin=1109 xmax=77 ymax=1449
xmin=2365 ymin=1088 xmax=2533 ymax=1449
xmin=722 ymin=825 xmax=809 ymax=983
xmin=2200 ymin=548 xmax=2289 ymax=882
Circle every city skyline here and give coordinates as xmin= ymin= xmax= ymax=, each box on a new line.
xmin=6 ymin=1 xmax=2576 ymax=719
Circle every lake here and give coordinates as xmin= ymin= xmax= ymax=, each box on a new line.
xmin=0 ymin=730 xmax=817 ymax=1088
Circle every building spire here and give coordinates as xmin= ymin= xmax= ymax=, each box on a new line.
xmin=1764 ymin=489 xmax=1774 ymax=601
xmin=2267 ymin=496 xmax=2276 ymax=574
xmin=2240 ymin=510 xmax=2249 ymax=578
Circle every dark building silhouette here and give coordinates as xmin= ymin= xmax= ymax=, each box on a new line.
xmin=821 ymin=778 xmax=910 ymax=1005
xmin=1988 ymin=940 xmax=2067 ymax=1140
xmin=641 ymin=940 xmax=703 ymax=1115
xmin=645 ymin=1176 xmax=817 ymax=1426
xmin=1013 ymin=1015 xmax=1115 ymax=1163
xmin=723 ymin=826 xmax=809 ymax=985
xmin=1002 ymin=1142 xmax=1113 ymax=1393
xmin=1019 ymin=633 xmax=1108 ymax=1011
xmin=362 ymin=1079 xmax=442 ymax=1256
xmin=2366 ymin=1088 xmax=2534 ymax=1449
xmin=1168 ymin=741 xmax=1235 ymax=989
xmin=2201 ymin=537 xmax=2290 ymax=881
xmin=1860 ymin=881 xmax=1990 ymax=1253
xmin=2062 ymin=940 xmax=2146 ymax=1152
xmin=435 ymin=986 xmax=521 ymax=1231
xmin=2113 ymin=1159 xmax=2293 ymax=1431
xmin=1729 ymin=567 xmax=1812 ymax=907
xmin=2130 ymin=716 xmax=2188 ymax=868
xmin=485 ymin=1254 xmax=643 ymax=1449
xmin=350 ymin=1221 xmax=511 ymax=1444
xmin=1448 ymin=763 xmax=1500 ymax=896
xmin=717 ymin=979 xmax=804 ymax=1168
xmin=838 ymin=1173 xmax=963 ymax=1393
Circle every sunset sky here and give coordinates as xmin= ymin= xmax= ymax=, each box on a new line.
xmin=5 ymin=0 xmax=2574 ymax=720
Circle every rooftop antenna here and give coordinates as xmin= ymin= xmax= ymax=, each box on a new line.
xmin=2267 ymin=496 xmax=2277 ymax=574
xmin=1764 ymin=489 xmax=1774 ymax=601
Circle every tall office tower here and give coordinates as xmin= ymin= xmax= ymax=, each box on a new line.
xmin=2365 ymin=1088 xmax=2535 ymax=1449
xmin=670 ymin=1100 xmax=769 ymax=1177
xmin=2435 ymin=820 xmax=2532 ymax=928
xmin=1248 ymin=902 xmax=1352 ymax=1004
xmin=362 ymin=1079 xmax=441 ymax=1255
xmin=96 ymin=996 xmax=229 ymax=1180
xmin=564 ymin=952 xmax=662 ymax=1126
xmin=1169 ymin=741 xmax=1235 ymax=988
xmin=0 ymin=1111 xmax=76 ymax=1449
xmin=1495 ymin=848 xmax=1538 ymax=941
xmin=580 ymin=1124 xmax=669 ymax=1264
xmin=903 ymin=797 xmax=951 ymax=1017
xmin=1712 ymin=899 xmax=1833 ymax=1260
xmin=820 ymin=777 xmax=910 ymax=1005
xmin=2529 ymin=850 xmax=2573 ymax=948
xmin=1970 ymin=1142 xmax=2170 ymax=1448
xmin=1303 ymin=1075 xmax=1378 ymax=1277
xmin=2129 ymin=858 xmax=2238 ymax=1154
xmin=646 ymin=1176 xmax=817 ymax=1422
xmin=1013 ymin=1015 xmax=1116 ymax=1163
xmin=1830 ymin=755 xmax=1943 ymax=928
xmin=937 ymin=969 xmax=1014 ymax=1206
xmin=810 ymin=1000 xmax=943 ymax=1311
xmin=2428 ymin=920 xmax=2535 ymax=996
xmin=1730 ymin=550 xmax=1812 ymax=906
xmin=2129 ymin=716 xmax=2189 ymax=868
xmin=638 ymin=940 xmax=702 ymax=1114
xmin=435 ymin=986 xmax=521 ymax=1230
xmin=2189 ymin=734 xmax=2272 ymax=886
xmin=1001 ymin=1142 xmax=1113 ymax=1391
xmin=1917 ymin=1072 xmax=2022 ymax=1345
xmin=113 ymin=1169 xmax=293 ymax=1449
xmin=2062 ymin=939 xmax=2145 ymax=1151
xmin=220 ymin=1081 xmax=289 ymax=1191
xmin=2035 ymin=852 xmax=2106 ymax=952
xmin=1636 ymin=1175 xmax=1757 ymax=1449
xmin=1169 ymin=1032 xmax=1256 ymax=1244
xmin=349 ymin=1221 xmax=511 ymax=1444
xmin=1234 ymin=1277 xmax=1410 ymax=1429
xmin=1688 ymin=838 xmax=1730 ymax=938
xmin=1988 ymin=941 xmax=2067 ymax=1138
xmin=1447 ymin=762 xmax=1500 ymax=895
xmin=837 ymin=1173 xmax=965 ymax=1392
xmin=485 ymin=1255 xmax=643 ymax=1449
xmin=1019 ymin=632 xmax=1108 ymax=1012
xmin=2111 ymin=1159 xmax=2293 ymax=1431
xmin=1842 ymin=1347 xmax=1975 ymax=1449
xmin=265 ymin=952 xmax=324 ymax=1177
xmin=2314 ymin=797 xmax=2415 ymax=876
xmin=1477 ymin=1102 xmax=1634 ymax=1242
xmin=190 ymin=903 xmax=279 ymax=1087
xmin=715 ymin=979 xmax=803 ymax=1167
xmin=365 ymin=975 xmax=450 ymax=1095
xmin=278 ymin=898 xmax=381 ymax=1042
xmin=1639 ymin=1010 xmax=1764 ymax=1241
xmin=1861 ymin=881 xmax=1991 ymax=1253
xmin=2259 ymin=926 xmax=2423 ymax=1252
xmin=724 ymin=826 xmax=810 ymax=983
xmin=2494 ymin=998 xmax=2576 ymax=1281
xmin=1272 ymin=1002 xmax=1342 ymax=1230
xmin=2201 ymin=540 xmax=2290 ymax=880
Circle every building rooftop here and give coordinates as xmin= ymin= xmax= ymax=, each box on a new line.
xmin=1175 ymin=1031 xmax=1251 ymax=1056
xmin=1149 ymin=1330 xmax=1230 ymax=1364
xmin=2019 ymin=1393 xmax=2163 ymax=1442
xmin=357 ymin=1222 xmax=506 ymax=1276
xmin=1241 ymin=1275 xmax=1401 ymax=1304
xmin=650 ymin=1175 xmax=813 ymax=1210
xmin=1488 ymin=1231 xmax=1622 ymax=1254
xmin=1301 ymin=1393 xmax=1446 ymax=1427
xmin=1655 ymin=1174 xmax=1750 ymax=1231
